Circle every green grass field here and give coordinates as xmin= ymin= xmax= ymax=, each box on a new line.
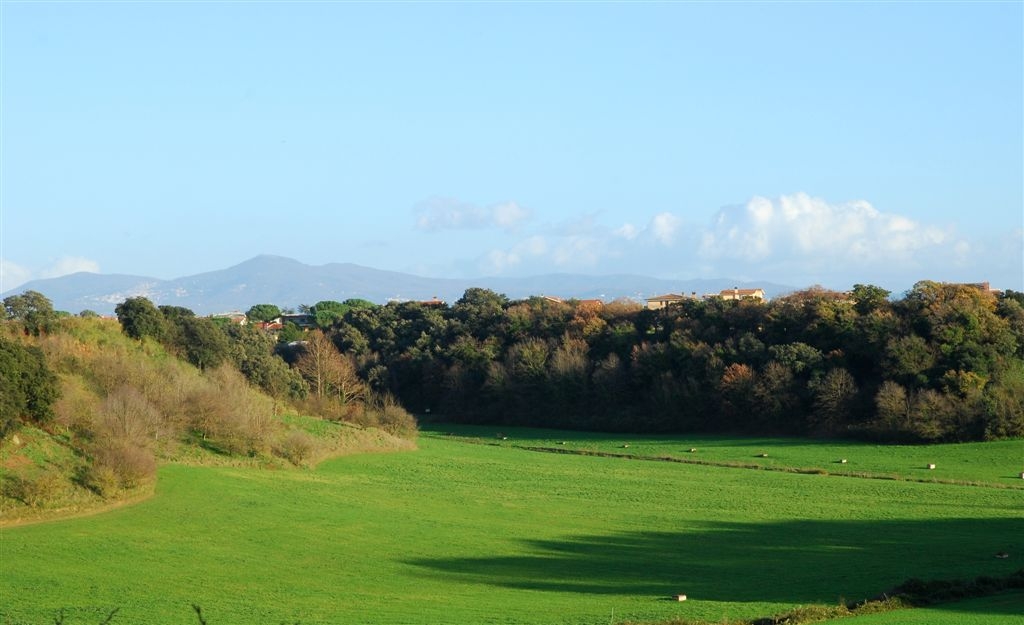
xmin=1 ymin=431 xmax=1022 ymax=625
xmin=427 ymin=424 xmax=1024 ymax=487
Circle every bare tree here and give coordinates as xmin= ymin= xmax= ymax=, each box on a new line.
xmin=810 ymin=367 xmax=858 ymax=433
xmin=296 ymin=331 xmax=367 ymax=404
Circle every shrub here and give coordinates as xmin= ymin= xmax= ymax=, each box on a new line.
xmin=188 ymin=365 xmax=277 ymax=456
xmin=96 ymin=386 xmax=163 ymax=444
xmin=3 ymin=468 xmax=66 ymax=507
xmin=376 ymin=404 xmax=418 ymax=438
xmin=87 ymin=440 xmax=157 ymax=494
xmin=81 ymin=463 xmax=121 ymax=499
xmin=53 ymin=375 xmax=101 ymax=435
xmin=274 ymin=430 xmax=317 ymax=466
xmin=296 ymin=395 xmax=347 ymax=422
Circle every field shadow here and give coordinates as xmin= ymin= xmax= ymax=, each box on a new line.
xmin=406 ymin=517 xmax=1022 ymax=612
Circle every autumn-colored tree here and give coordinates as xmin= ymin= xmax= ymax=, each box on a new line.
xmin=874 ymin=380 xmax=911 ymax=431
xmin=809 ymin=367 xmax=858 ymax=434
xmin=265 ymin=281 xmax=1024 ymax=441
xmin=851 ymin=284 xmax=891 ymax=315
xmin=754 ymin=360 xmax=800 ymax=431
xmin=718 ymin=363 xmax=757 ymax=428
xmin=295 ymin=331 xmax=367 ymax=405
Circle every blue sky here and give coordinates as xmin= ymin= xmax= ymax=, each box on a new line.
xmin=2 ymin=1 xmax=1022 ymax=295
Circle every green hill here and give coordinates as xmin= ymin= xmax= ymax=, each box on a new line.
xmin=1 ymin=316 xmax=415 ymax=526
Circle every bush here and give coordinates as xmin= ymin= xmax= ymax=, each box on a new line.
xmin=87 ymin=440 xmax=157 ymax=494
xmin=53 ymin=376 xmax=101 ymax=435
xmin=81 ymin=463 xmax=121 ymax=499
xmin=96 ymin=386 xmax=164 ymax=444
xmin=376 ymin=404 xmax=418 ymax=438
xmin=296 ymin=395 xmax=348 ymax=422
xmin=3 ymin=468 xmax=66 ymax=507
xmin=274 ymin=430 xmax=317 ymax=466
xmin=188 ymin=365 xmax=277 ymax=456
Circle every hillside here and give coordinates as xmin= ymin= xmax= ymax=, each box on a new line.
xmin=1 ymin=254 xmax=794 ymax=315
xmin=0 ymin=317 xmax=415 ymax=526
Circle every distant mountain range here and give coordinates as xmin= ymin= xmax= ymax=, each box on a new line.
xmin=2 ymin=255 xmax=796 ymax=315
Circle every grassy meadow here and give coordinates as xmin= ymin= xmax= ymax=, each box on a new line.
xmin=1 ymin=431 xmax=1022 ymax=625
xmin=428 ymin=424 xmax=1024 ymax=487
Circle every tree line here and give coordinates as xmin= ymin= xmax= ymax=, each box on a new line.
xmin=7 ymin=281 xmax=1022 ymax=445
xmin=308 ymin=282 xmax=1023 ymax=442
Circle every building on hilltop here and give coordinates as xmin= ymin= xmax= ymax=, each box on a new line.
xmin=959 ymin=281 xmax=1002 ymax=295
xmin=255 ymin=319 xmax=284 ymax=332
xmin=539 ymin=296 xmax=604 ymax=308
xmin=717 ymin=287 xmax=766 ymax=302
xmin=645 ymin=293 xmax=698 ymax=310
xmin=279 ymin=313 xmax=317 ymax=329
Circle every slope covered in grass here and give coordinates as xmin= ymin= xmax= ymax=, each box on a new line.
xmin=1 ymin=317 xmax=415 ymax=526
xmin=2 ymin=435 xmax=1020 ymax=625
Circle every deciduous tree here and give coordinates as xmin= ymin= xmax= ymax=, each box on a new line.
xmin=3 ymin=290 xmax=57 ymax=335
xmin=115 ymin=297 xmax=167 ymax=341
xmin=809 ymin=367 xmax=858 ymax=433
xmin=295 ymin=330 xmax=367 ymax=405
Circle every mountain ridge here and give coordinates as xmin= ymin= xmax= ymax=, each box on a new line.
xmin=2 ymin=255 xmax=795 ymax=315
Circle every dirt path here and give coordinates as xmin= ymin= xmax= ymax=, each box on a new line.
xmin=0 ymin=488 xmax=154 ymax=529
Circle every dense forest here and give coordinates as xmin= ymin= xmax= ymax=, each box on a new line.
xmin=314 ymin=282 xmax=1023 ymax=442
xmin=5 ymin=281 xmax=1023 ymax=451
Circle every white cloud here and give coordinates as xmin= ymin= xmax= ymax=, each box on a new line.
xmin=699 ymin=192 xmax=957 ymax=264
xmin=484 ymin=249 xmax=520 ymax=273
xmin=614 ymin=223 xmax=639 ymax=240
xmin=424 ymin=192 xmax=1007 ymax=290
xmin=491 ymin=202 xmax=531 ymax=231
xmin=481 ymin=236 xmax=548 ymax=273
xmin=415 ymin=197 xmax=531 ymax=232
xmin=551 ymin=236 xmax=606 ymax=268
xmin=519 ymin=235 xmax=548 ymax=256
xmin=475 ymin=209 xmax=695 ymax=276
xmin=1 ymin=256 xmax=100 ymax=292
xmin=41 ymin=256 xmax=100 ymax=279
xmin=650 ymin=212 xmax=682 ymax=245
